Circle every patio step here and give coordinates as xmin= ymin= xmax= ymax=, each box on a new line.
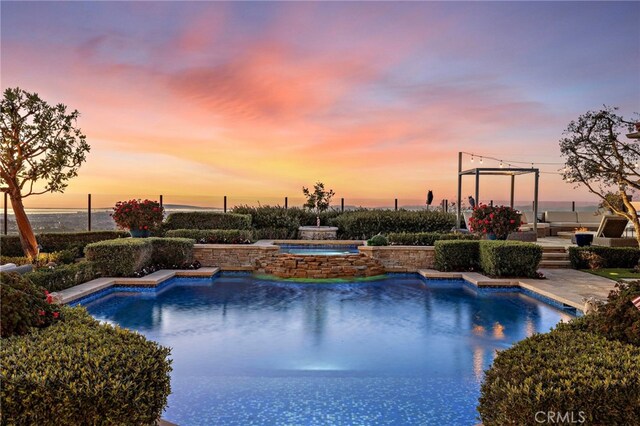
xmin=541 ymin=252 xmax=569 ymax=259
xmin=539 ymin=259 xmax=572 ymax=268
xmin=540 ymin=248 xmax=570 ymax=268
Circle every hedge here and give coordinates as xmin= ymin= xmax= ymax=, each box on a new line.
xmin=0 ymin=272 xmax=60 ymax=338
xmin=564 ymin=281 xmax=640 ymax=347
xmin=478 ymin=329 xmax=640 ymax=425
xmin=164 ymin=211 xmax=251 ymax=230
xmin=0 ymin=231 xmax=129 ymax=257
xmin=251 ymin=227 xmax=297 ymax=240
xmin=1 ymin=250 xmax=77 ymax=268
xmin=568 ymin=246 xmax=640 ymax=269
xmin=331 ymin=210 xmax=455 ymax=239
xmin=434 ymin=240 xmax=480 ymax=272
xmin=85 ymin=239 xmax=153 ymax=277
xmin=166 ymin=229 xmax=253 ymax=244
xmin=388 ymin=232 xmax=479 ymax=246
xmin=367 ymin=234 xmax=389 ymax=246
xmin=25 ymin=262 xmax=99 ymax=292
xmin=232 ymin=205 xmax=341 ymax=229
xmin=149 ymin=237 xmax=195 ymax=266
xmin=478 ymin=240 xmax=542 ymax=278
xmin=0 ymin=307 xmax=172 ymax=425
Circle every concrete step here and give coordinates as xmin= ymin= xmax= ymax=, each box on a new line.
xmin=541 ymin=247 xmax=569 ymax=253
xmin=541 ymin=252 xmax=570 ymax=259
xmin=539 ymin=260 xmax=571 ymax=268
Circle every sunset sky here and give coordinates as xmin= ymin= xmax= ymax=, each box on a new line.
xmin=2 ymin=1 xmax=639 ymax=208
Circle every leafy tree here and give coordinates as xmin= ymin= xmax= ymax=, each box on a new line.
xmin=0 ymin=88 xmax=90 ymax=257
xmin=560 ymin=106 xmax=640 ymax=243
xmin=302 ymin=182 xmax=335 ymax=227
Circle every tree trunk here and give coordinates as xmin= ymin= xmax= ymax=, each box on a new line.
xmin=8 ymin=192 xmax=39 ymax=258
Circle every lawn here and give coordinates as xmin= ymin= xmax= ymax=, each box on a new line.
xmin=584 ymin=268 xmax=640 ymax=280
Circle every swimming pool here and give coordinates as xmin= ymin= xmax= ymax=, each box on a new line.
xmin=278 ymin=244 xmax=360 ymax=255
xmin=83 ymin=273 xmax=573 ymax=425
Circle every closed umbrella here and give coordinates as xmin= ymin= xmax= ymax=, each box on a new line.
xmin=426 ymin=190 xmax=433 ymax=211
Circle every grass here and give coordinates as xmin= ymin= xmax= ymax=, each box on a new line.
xmin=584 ymin=268 xmax=640 ymax=280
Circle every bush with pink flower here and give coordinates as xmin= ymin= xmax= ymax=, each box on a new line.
xmin=111 ymin=199 xmax=164 ymax=236
xmin=468 ymin=204 xmax=521 ymax=240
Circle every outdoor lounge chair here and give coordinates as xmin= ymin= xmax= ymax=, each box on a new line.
xmin=592 ymin=215 xmax=637 ymax=247
xmin=518 ymin=211 xmax=549 ymax=237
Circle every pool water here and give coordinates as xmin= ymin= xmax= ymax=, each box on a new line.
xmin=278 ymin=244 xmax=359 ymax=255
xmin=83 ymin=274 xmax=573 ymax=425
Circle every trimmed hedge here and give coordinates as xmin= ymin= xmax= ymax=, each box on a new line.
xmin=149 ymin=237 xmax=195 ymax=266
xmin=0 ymin=307 xmax=172 ymax=425
xmin=85 ymin=239 xmax=153 ymax=277
xmin=1 ymin=250 xmax=77 ymax=267
xmin=568 ymin=246 xmax=640 ymax=269
xmin=331 ymin=210 xmax=455 ymax=239
xmin=164 ymin=211 xmax=251 ymax=230
xmin=252 ymin=227 xmax=297 ymax=240
xmin=0 ymin=231 xmax=129 ymax=257
xmin=434 ymin=240 xmax=480 ymax=272
xmin=478 ymin=240 xmax=542 ymax=278
xmin=478 ymin=329 xmax=640 ymax=425
xmin=565 ymin=281 xmax=640 ymax=347
xmin=388 ymin=232 xmax=479 ymax=246
xmin=166 ymin=229 xmax=253 ymax=244
xmin=232 ymin=205 xmax=341 ymax=229
xmin=0 ymin=272 xmax=60 ymax=338
xmin=26 ymin=262 xmax=99 ymax=292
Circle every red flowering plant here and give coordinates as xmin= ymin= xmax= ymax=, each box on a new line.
xmin=111 ymin=199 xmax=164 ymax=234
xmin=468 ymin=204 xmax=522 ymax=240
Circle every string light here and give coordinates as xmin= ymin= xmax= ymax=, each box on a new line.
xmin=499 ymin=160 xmax=503 ymax=168
xmin=471 ymin=155 xmax=474 ymax=163
xmin=480 ymin=157 xmax=483 ymax=164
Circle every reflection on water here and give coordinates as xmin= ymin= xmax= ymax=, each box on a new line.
xmin=85 ymin=274 xmax=572 ymax=426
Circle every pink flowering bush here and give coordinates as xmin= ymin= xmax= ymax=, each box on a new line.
xmin=111 ymin=199 xmax=164 ymax=233
xmin=468 ymin=204 xmax=521 ymax=240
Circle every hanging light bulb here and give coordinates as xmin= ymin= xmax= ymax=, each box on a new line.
xmin=499 ymin=160 xmax=503 ymax=168
xmin=471 ymin=154 xmax=474 ymax=163
xmin=480 ymin=157 xmax=483 ymax=164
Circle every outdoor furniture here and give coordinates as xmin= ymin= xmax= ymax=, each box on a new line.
xmin=592 ymin=215 xmax=638 ymax=247
xmin=543 ymin=211 xmax=604 ymax=235
xmin=519 ymin=211 xmax=549 ymax=237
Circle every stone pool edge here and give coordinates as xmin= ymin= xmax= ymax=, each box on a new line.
xmin=52 ymin=266 xmax=584 ymax=314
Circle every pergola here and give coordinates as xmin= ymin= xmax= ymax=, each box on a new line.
xmin=456 ymin=152 xmax=540 ymax=233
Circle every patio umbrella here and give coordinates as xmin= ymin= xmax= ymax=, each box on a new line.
xmin=426 ymin=190 xmax=433 ymax=211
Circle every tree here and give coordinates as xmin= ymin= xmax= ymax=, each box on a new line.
xmin=0 ymin=88 xmax=89 ymax=257
xmin=560 ymin=106 xmax=640 ymax=244
xmin=302 ymin=182 xmax=335 ymax=227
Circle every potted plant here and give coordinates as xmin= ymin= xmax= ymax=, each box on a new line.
xmin=111 ymin=199 xmax=164 ymax=237
xmin=574 ymin=227 xmax=593 ymax=247
xmin=468 ymin=204 xmax=521 ymax=240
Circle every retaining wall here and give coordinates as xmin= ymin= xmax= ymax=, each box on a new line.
xmin=255 ymin=253 xmax=385 ymax=279
xmin=359 ymin=246 xmax=435 ymax=272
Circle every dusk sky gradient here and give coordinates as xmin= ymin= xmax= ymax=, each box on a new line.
xmin=2 ymin=1 xmax=639 ymax=208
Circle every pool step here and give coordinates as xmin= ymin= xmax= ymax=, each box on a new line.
xmin=539 ymin=248 xmax=570 ymax=269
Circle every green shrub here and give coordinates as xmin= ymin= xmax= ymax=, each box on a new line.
xmin=26 ymin=262 xmax=98 ymax=292
xmin=0 ymin=255 xmax=32 ymax=266
xmin=332 ymin=210 xmax=455 ymax=239
xmin=252 ymin=227 xmax=297 ymax=240
xmin=0 ymin=231 xmax=129 ymax=257
xmin=479 ymin=241 xmax=542 ymax=277
xmin=388 ymin=232 xmax=479 ymax=246
xmin=478 ymin=329 xmax=640 ymax=425
xmin=0 ymin=307 xmax=172 ymax=425
xmin=0 ymin=272 xmax=61 ymax=338
xmin=164 ymin=211 xmax=251 ymax=230
xmin=569 ymin=246 xmax=640 ymax=269
xmin=166 ymin=229 xmax=253 ymax=244
xmin=434 ymin=240 xmax=480 ymax=272
xmin=367 ymin=234 xmax=389 ymax=246
xmin=85 ymin=239 xmax=153 ymax=277
xmin=232 ymin=205 xmax=301 ymax=230
xmin=565 ymin=281 xmax=640 ymax=347
xmin=1 ymin=249 xmax=77 ymax=267
xmin=149 ymin=237 xmax=195 ymax=266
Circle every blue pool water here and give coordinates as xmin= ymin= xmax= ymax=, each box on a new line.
xmin=278 ymin=244 xmax=359 ymax=255
xmin=83 ymin=273 xmax=573 ymax=425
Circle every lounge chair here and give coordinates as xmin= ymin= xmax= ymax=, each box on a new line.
xmin=592 ymin=215 xmax=637 ymax=247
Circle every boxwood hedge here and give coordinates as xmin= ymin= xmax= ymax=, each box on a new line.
xmin=478 ymin=329 xmax=640 ymax=425
xmin=388 ymin=232 xmax=479 ymax=246
xmin=434 ymin=240 xmax=480 ymax=272
xmin=164 ymin=211 xmax=251 ymax=230
xmin=479 ymin=240 xmax=542 ymax=278
xmin=0 ymin=231 xmax=129 ymax=257
xmin=85 ymin=239 xmax=153 ymax=277
xmin=25 ymin=262 xmax=98 ymax=292
xmin=149 ymin=237 xmax=195 ymax=267
xmin=0 ymin=307 xmax=172 ymax=425
xmin=568 ymin=246 xmax=640 ymax=269
xmin=166 ymin=229 xmax=253 ymax=244
xmin=332 ymin=210 xmax=455 ymax=239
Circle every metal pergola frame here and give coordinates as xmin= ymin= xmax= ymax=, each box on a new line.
xmin=456 ymin=152 xmax=540 ymax=232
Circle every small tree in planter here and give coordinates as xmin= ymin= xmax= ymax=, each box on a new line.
xmin=111 ymin=199 xmax=164 ymax=237
xmin=468 ymin=205 xmax=521 ymax=240
xmin=302 ymin=182 xmax=335 ymax=227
